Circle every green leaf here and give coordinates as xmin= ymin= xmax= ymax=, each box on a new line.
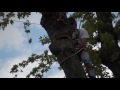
xmin=28 ymin=56 xmax=35 ymax=63
xmin=28 ymin=38 xmax=32 ymax=44
xmin=111 ymin=52 xmax=120 ymax=62
xmin=25 ymin=30 xmax=30 ymax=33
xmin=10 ymin=64 xmax=18 ymax=73
xmin=39 ymin=35 xmax=51 ymax=45
xmin=10 ymin=20 xmax=14 ymax=25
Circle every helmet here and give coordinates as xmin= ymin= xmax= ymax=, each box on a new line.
xmin=68 ymin=17 xmax=76 ymax=26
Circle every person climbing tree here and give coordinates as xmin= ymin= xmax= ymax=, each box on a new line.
xmin=68 ymin=17 xmax=96 ymax=78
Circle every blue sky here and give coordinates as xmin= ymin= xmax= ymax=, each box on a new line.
xmin=0 ymin=12 xmax=66 ymax=78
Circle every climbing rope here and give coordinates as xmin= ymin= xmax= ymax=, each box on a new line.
xmin=60 ymin=48 xmax=84 ymax=65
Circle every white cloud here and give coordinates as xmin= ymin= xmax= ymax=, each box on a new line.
xmin=43 ymin=62 xmax=65 ymax=78
xmin=92 ymin=43 xmax=101 ymax=51
xmin=0 ymin=12 xmax=65 ymax=78
xmin=27 ymin=12 xmax=42 ymax=25
xmin=0 ymin=55 xmax=65 ymax=78
xmin=0 ymin=54 xmax=39 ymax=78
xmin=0 ymin=25 xmax=26 ymax=51
xmin=0 ymin=43 xmax=50 ymax=78
xmin=46 ymin=70 xmax=65 ymax=78
xmin=0 ymin=12 xmax=43 ymax=52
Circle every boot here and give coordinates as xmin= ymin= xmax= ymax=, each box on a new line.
xmin=86 ymin=63 xmax=96 ymax=78
xmin=88 ymin=68 xmax=96 ymax=78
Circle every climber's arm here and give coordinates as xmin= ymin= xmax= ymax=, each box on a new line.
xmin=75 ymin=38 xmax=88 ymax=49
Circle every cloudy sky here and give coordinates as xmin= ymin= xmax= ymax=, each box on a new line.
xmin=0 ymin=12 xmax=69 ymax=78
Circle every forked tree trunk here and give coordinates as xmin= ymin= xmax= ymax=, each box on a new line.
xmin=40 ymin=12 xmax=87 ymax=78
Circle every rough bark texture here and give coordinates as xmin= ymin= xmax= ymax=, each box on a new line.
xmin=96 ymin=12 xmax=120 ymax=78
xmin=40 ymin=12 xmax=86 ymax=78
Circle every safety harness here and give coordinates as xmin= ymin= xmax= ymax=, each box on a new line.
xmin=60 ymin=29 xmax=83 ymax=65
xmin=71 ymin=29 xmax=80 ymax=50
xmin=60 ymin=48 xmax=83 ymax=65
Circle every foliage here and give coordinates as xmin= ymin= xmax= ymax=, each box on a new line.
xmin=10 ymin=50 xmax=57 ymax=78
xmin=1 ymin=12 xmax=120 ymax=78
xmin=39 ymin=35 xmax=51 ymax=45
xmin=72 ymin=12 xmax=120 ymax=78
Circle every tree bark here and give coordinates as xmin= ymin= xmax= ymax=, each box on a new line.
xmin=96 ymin=12 xmax=120 ymax=78
xmin=40 ymin=12 xmax=87 ymax=78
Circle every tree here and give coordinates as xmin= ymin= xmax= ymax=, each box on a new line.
xmin=40 ymin=12 xmax=86 ymax=78
xmin=1 ymin=12 xmax=120 ymax=78
xmin=96 ymin=12 xmax=120 ymax=78
xmin=72 ymin=12 xmax=120 ymax=78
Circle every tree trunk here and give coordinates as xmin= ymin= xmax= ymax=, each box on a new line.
xmin=40 ymin=12 xmax=87 ymax=78
xmin=96 ymin=12 xmax=120 ymax=78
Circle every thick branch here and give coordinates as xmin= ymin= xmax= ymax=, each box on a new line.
xmin=96 ymin=12 xmax=120 ymax=78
